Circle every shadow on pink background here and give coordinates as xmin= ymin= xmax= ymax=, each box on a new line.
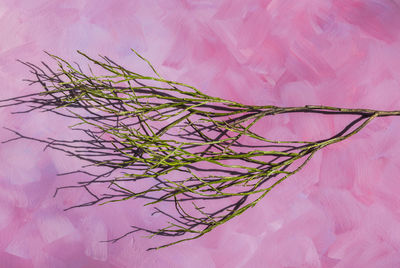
xmin=1 ymin=0 xmax=400 ymax=267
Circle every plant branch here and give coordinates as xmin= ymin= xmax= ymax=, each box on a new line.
xmin=1 ymin=49 xmax=399 ymax=250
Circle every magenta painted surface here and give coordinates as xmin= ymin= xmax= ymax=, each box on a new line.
xmin=1 ymin=0 xmax=400 ymax=267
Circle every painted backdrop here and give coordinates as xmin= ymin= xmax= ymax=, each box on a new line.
xmin=1 ymin=0 xmax=400 ymax=267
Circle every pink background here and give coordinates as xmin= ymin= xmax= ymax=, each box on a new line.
xmin=1 ymin=0 xmax=400 ymax=267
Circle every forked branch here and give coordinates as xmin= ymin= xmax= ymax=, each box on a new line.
xmin=1 ymin=50 xmax=399 ymax=250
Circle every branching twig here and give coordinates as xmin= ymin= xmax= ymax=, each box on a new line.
xmin=2 ymin=49 xmax=400 ymax=250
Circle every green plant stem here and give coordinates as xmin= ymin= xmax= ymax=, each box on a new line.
xmin=2 ymin=49 xmax=399 ymax=250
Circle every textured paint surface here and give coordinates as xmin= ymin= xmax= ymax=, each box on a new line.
xmin=1 ymin=0 xmax=400 ymax=267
